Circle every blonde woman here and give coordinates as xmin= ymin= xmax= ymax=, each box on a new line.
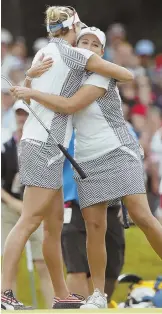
xmin=1 ymin=6 xmax=90 ymax=310
xmin=12 ymin=26 xmax=162 ymax=309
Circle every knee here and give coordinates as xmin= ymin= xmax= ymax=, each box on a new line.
xmin=130 ymin=210 xmax=154 ymax=230
xmin=84 ymin=216 xmax=107 ymax=234
xmin=43 ymin=213 xmax=63 ymax=238
xmin=124 ymin=195 xmax=155 ymax=230
xmin=19 ymin=214 xmax=42 ymax=234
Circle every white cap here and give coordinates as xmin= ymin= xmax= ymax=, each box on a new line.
xmin=1 ymin=28 xmax=13 ymax=44
xmin=33 ymin=37 xmax=49 ymax=53
xmin=135 ymin=40 xmax=155 ymax=56
xmin=77 ymin=27 xmax=106 ymax=48
xmin=13 ymin=100 xmax=30 ymax=114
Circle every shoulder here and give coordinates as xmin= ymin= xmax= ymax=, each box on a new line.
xmin=84 ymin=72 xmax=111 ymax=91
xmin=32 ymin=44 xmax=58 ymax=64
xmin=60 ymin=46 xmax=93 ymax=59
xmin=32 ymin=48 xmax=45 ymax=64
xmin=74 ymin=47 xmax=94 ymax=59
xmin=60 ymin=46 xmax=94 ymax=70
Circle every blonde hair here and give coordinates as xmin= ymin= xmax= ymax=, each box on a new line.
xmin=45 ymin=6 xmax=74 ymax=38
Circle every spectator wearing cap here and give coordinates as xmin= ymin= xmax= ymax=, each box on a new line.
xmin=1 ymin=29 xmax=27 ymax=80
xmin=1 ymin=28 xmax=13 ymax=59
xmin=135 ymin=39 xmax=155 ymax=80
xmin=1 ymin=28 xmax=17 ymax=79
xmin=135 ymin=39 xmax=155 ymax=59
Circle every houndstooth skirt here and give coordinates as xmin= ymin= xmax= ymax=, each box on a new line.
xmin=74 ymin=143 xmax=146 ymax=209
xmin=18 ymin=139 xmax=65 ymax=189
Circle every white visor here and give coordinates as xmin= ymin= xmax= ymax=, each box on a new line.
xmin=47 ymin=12 xmax=86 ymax=33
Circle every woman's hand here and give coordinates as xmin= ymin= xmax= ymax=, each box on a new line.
xmin=10 ymin=86 xmax=34 ymax=100
xmin=26 ymin=53 xmax=53 ymax=79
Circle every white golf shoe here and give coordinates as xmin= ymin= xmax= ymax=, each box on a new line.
xmin=80 ymin=289 xmax=107 ymax=309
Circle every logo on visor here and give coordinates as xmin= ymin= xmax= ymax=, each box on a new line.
xmin=90 ymin=27 xmax=98 ymax=31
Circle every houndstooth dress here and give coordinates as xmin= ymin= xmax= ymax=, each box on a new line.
xmin=19 ymin=38 xmax=94 ymax=189
xmin=73 ymin=77 xmax=146 ymax=209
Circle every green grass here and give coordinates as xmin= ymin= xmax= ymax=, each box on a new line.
xmin=16 ymin=226 xmax=162 ymax=309
xmin=112 ymin=226 xmax=162 ymax=303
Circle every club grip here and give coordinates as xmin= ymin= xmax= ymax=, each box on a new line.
xmin=121 ymin=202 xmax=130 ymax=229
xmin=58 ymin=144 xmax=87 ymax=179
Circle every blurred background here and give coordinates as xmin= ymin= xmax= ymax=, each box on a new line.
xmin=1 ymin=0 xmax=162 ymax=309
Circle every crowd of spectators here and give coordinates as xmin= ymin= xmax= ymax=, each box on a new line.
xmin=103 ymin=23 xmax=162 ymax=220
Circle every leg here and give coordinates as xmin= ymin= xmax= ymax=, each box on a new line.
xmin=1 ymin=186 xmax=57 ymax=292
xmin=105 ymin=279 xmax=117 ymax=300
xmin=87 ymin=277 xmax=93 ymax=295
xmin=123 ymin=194 xmax=162 ymax=259
xmin=42 ymin=187 xmax=69 ymax=299
xmin=105 ymin=205 xmax=125 ymax=300
xmin=66 ymin=273 xmax=89 ymax=298
xmin=61 ymin=225 xmax=90 ymax=298
xmin=1 ymin=202 xmax=19 ymax=294
xmin=82 ymin=202 xmax=108 ymax=294
xmin=34 ymin=260 xmax=53 ymax=308
xmin=30 ymin=225 xmax=53 ymax=308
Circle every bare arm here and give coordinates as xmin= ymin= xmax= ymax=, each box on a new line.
xmin=150 ymin=162 xmax=160 ymax=195
xmin=1 ymin=188 xmax=22 ymax=214
xmin=86 ymin=54 xmax=134 ymax=82
xmin=24 ymin=78 xmax=32 ymax=88
xmin=23 ymin=77 xmax=32 ymax=104
xmin=11 ymin=84 xmax=106 ymax=114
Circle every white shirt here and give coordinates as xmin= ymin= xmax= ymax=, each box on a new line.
xmin=22 ymin=40 xmax=94 ymax=150
xmin=73 ymin=74 xmax=122 ymax=162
